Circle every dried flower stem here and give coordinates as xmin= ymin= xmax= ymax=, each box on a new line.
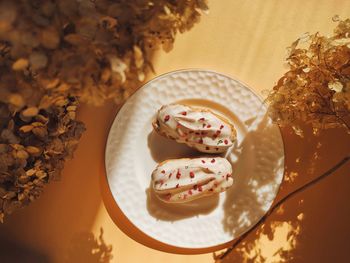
xmin=216 ymin=155 xmax=350 ymax=261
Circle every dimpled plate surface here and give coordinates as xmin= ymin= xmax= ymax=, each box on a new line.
xmin=105 ymin=69 xmax=284 ymax=249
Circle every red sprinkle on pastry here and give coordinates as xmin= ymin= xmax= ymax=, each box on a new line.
xmin=211 ymin=158 xmax=216 ymax=163
xmin=198 ymin=185 xmax=203 ymax=192
xmin=168 ymin=173 xmax=172 ymax=178
xmin=181 ymin=111 xmax=187 ymax=116
xmin=199 ymin=117 xmax=205 ymax=121
xmin=205 ymin=146 xmax=210 ymax=150
xmin=188 ymin=189 xmax=193 ymax=195
xmin=161 ymin=170 xmax=165 ymax=174
xmin=201 ymin=160 xmax=206 ymax=163
xmin=207 ymin=124 xmax=211 ymax=128
xmin=176 ymin=170 xmax=181 ymax=179
xmin=199 ymin=138 xmax=203 ymax=144
xmin=220 ymin=125 xmax=224 ymax=129
xmin=164 ymin=115 xmax=170 ymax=122
xmin=176 ymin=183 xmax=179 ymax=188
xmin=189 ymin=171 xmax=195 ymax=178
xmin=224 ymin=139 xmax=228 ymax=145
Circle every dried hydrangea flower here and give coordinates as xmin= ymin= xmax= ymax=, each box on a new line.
xmin=0 ymin=0 xmax=207 ymax=221
xmin=267 ymin=17 xmax=350 ymax=135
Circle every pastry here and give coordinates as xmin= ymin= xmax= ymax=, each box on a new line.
xmin=152 ymin=157 xmax=233 ymax=203
xmin=152 ymin=104 xmax=237 ymax=153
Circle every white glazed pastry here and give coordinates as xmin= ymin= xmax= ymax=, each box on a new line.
xmin=152 ymin=157 xmax=233 ymax=203
xmin=152 ymin=104 xmax=237 ymax=153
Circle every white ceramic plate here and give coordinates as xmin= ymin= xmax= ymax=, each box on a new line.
xmin=105 ymin=69 xmax=284 ymax=249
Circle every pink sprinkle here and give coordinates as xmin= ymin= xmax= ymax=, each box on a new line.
xmin=176 ymin=170 xmax=181 ymax=179
xmin=224 ymin=139 xmax=228 ymax=145
xmin=169 ymin=173 xmax=172 ymax=178
xmin=188 ymin=190 xmax=193 ymax=195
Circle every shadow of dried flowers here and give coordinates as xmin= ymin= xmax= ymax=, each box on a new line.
xmin=65 ymin=228 xmax=113 ymax=263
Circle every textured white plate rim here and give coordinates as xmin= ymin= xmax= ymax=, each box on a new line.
xmin=104 ymin=68 xmax=285 ymax=251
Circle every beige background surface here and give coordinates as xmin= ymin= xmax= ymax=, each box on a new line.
xmin=1 ymin=0 xmax=350 ymax=262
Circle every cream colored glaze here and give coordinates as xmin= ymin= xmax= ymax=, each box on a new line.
xmin=153 ymin=104 xmax=237 ymax=153
xmin=152 ymin=157 xmax=233 ymax=203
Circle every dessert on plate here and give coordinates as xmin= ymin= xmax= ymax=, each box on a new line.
xmin=153 ymin=104 xmax=237 ymax=153
xmin=151 ymin=157 xmax=233 ymax=203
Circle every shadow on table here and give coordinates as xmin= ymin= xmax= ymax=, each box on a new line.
xmin=0 ymin=235 xmax=51 ymax=263
xmin=222 ymin=113 xmax=284 ymax=237
xmin=219 ymin=122 xmax=350 ymax=263
xmin=65 ymin=228 xmax=113 ymax=263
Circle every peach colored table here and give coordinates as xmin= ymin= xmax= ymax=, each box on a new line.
xmin=1 ymin=1 xmax=350 ymax=262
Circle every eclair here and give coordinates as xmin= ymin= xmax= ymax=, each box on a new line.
xmin=151 ymin=157 xmax=233 ymax=203
xmin=152 ymin=104 xmax=237 ymax=153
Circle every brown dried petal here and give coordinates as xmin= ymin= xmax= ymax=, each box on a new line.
xmin=32 ymin=127 xmax=48 ymax=138
xmin=19 ymin=125 xmax=33 ymax=133
xmin=12 ymin=58 xmax=29 ymax=71
xmin=8 ymin=94 xmax=25 ymax=108
xmin=26 ymin=146 xmax=41 ymax=155
xmin=16 ymin=150 xmax=29 ymax=159
xmin=29 ymin=52 xmax=48 ymax=70
xmin=40 ymin=28 xmax=60 ymax=49
xmin=22 ymin=107 xmax=39 ymax=117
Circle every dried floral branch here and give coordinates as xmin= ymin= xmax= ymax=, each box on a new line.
xmin=215 ymin=156 xmax=350 ymax=261
xmin=267 ymin=17 xmax=350 ymax=135
xmin=0 ymin=0 xmax=207 ymax=221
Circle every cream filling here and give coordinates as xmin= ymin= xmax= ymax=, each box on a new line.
xmin=154 ymin=104 xmax=236 ymax=153
xmin=152 ymin=157 xmax=233 ymax=203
